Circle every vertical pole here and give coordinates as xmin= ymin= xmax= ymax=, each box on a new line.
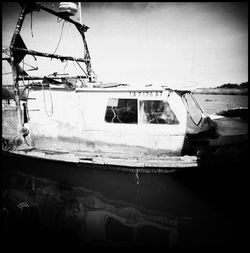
xmin=10 ymin=4 xmax=27 ymax=129
xmin=10 ymin=56 xmax=22 ymax=129
xmin=78 ymin=2 xmax=82 ymax=25
xmin=75 ymin=26 xmax=93 ymax=81
xmin=77 ymin=2 xmax=94 ymax=81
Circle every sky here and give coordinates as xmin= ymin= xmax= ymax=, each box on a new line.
xmin=2 ymin=2 xmax=248 ymax=88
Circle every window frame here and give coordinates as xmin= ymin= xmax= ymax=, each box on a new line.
xmin=104 ymin=98 xmax=138 ymax=124
xmin=138 ymin=99 xmax=180 ymax=125
xmin=104 ymin=97 xmax=181 ymax=127
xmin=181 ymin=92 xmax=203 ymax=126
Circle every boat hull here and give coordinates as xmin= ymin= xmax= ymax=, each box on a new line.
xmin=2 ymin=150 xmax=199 ymax=217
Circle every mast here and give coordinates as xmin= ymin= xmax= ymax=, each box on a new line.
xmin=37 ymin=2 xmax=94 ymax=81
xmin=8 ymin=2 xmax=94 ymax=113
xmin=9 ymin=3 xmax=28 ymax=129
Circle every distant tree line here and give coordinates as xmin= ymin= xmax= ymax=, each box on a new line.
xmin=193 ymin=81 xmax=248 ymax=95
xmin=217 ymin=82 xmax=248 ymax=89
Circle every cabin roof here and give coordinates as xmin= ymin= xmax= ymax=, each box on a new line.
xmin=75 ymin=82 xmax=191 ymax=94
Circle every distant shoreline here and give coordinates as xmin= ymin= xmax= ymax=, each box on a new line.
xmin=192 ymin=88 xmax=248 ymax=95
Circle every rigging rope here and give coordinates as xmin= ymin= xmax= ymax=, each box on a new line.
xmin=26 ymin=87 xmax=30 ymax=122
xmin=63 ymin=60 xmax=68 ymax=75
xmin=57 ymin=17 xmax=63 ymax=23
xmin=53 ymin=20 xmax=66 ymax=55
xmin=42 ymin=80 xmax=54 ymax=117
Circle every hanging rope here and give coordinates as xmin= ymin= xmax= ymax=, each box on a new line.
xmin=57 ymin=16 xmax=63 ymax=23
xmin=26 ymin=87 xmax=30 ymax=122
xmin=32 ymin=55 xmax=38 ymax=71
xmin=42 ymin=81 xmax=54 ymax=117
xmin=53 ymin=20 xmax=66 ymax=55
xmin=63 ymin=60 xmax=68 ymax=75
xmin=19 ymin=85 xmax=30 ymax=99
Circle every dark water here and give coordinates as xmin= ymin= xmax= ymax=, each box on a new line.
xmin=1 ymin=94 xmax=249 ymax=248
xmin=1 ymin=150 xmax=249 ymax=248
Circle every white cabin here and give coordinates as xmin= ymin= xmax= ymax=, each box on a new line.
xmin=25 ymin=84 xmax=213 ymax=156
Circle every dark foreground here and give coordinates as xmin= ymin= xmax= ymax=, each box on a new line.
xmin=1 ymin=146 xmax=249 ymax=248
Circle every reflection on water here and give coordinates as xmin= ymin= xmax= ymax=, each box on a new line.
xmin=2 ymin=168 xmax=180 ymax=247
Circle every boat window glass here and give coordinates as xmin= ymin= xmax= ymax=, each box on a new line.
xmin=181 ymin=93 xmax=202 ymax=125
xmin=139 ymin=100 xmax=179 ymax=124
xmin=105 ymin=99 xmax=138 ymax=124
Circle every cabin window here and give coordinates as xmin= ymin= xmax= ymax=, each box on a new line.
xmin=181 ymin=93 xmax=202 ymax=125
xmin=105 ymin=98 xmax=138 ymax=124
xmin=140 ymin=100 xmax=179 ymax=124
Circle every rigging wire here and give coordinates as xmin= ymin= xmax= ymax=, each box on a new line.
xmin=75 ymin=60 xmax=88 ymax=78
xmin=68 ymin=21 xmax=91 ymax=85
xmin=73 ymin=60 xmax=87 ymax=86
xmin=68 ymin=22 xmax=84 ymax=84
xmin=23 ymin=61 xmax=37 ymax=70
xmin=91 ymin=68 xmax=97 ymax=81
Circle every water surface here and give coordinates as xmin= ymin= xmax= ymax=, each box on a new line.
xmin=194 ymin=94 xmax=248 ymax=115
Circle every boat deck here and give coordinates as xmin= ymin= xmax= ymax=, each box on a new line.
xmin=3 ymin=148 xmax=198 ymax=173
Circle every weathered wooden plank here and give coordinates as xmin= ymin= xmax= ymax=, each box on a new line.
xmin=7 ymin=149 xmax=198 ymax=169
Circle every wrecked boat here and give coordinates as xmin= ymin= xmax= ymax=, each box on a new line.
xmin=2 ymin=2 xmax=248 ymax=172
